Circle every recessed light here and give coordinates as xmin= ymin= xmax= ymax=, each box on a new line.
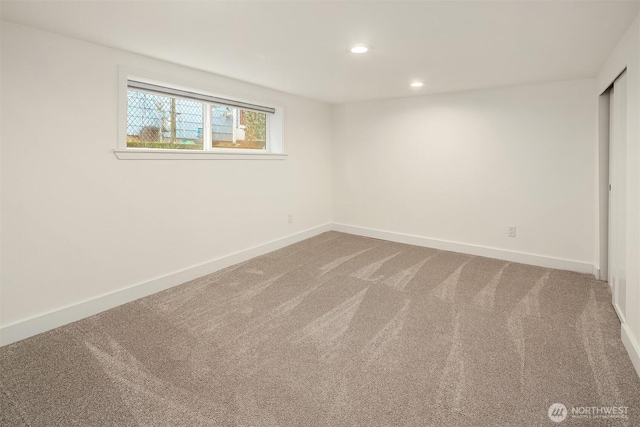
xmin=350 ymin=45 xmax=369 ymax=54
xmin=410 ymin=82 xmax=424 ymax=88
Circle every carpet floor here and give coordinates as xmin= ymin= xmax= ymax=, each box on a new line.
xmin=1 ymin=231 xmax=639 ymax=426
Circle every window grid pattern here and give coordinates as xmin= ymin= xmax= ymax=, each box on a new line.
xmin=127 ymin=90 xmax=204 ymax=150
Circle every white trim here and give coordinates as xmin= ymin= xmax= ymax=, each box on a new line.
xmin=113 ymin=149 xmax=287 ymax=160
xmin=268 ymin=107 xmax=284 ymax=154
xmin=613 ymin=303 xmax=627 ymax=324
xmin=0 ymin=223 xmax=331 ymax=346
xmin=596 ymin=90 xmax=610 ymax=283
xmin=592 ymin=265 xmax=601 ymax=281
xmin=1 ymin=222 xmax=602 ymax=346
xmin=621 ymin=323 xmax=640 ymax=380
xmin=332 ymin=223 xmax=594 ymax=274
xmin=203 ymin=103 xmax=212 ymax=151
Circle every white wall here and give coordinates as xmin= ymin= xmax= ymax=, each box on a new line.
xmin=0 ymin=22 xmax=332 ymax=329
xmin=332 ymin=79 xmax=597 ymax=269
xmin=597 ymin=15 xmax=640 ymax=378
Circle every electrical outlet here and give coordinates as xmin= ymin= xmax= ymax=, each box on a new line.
xmin=508 ymin=226 xmax=517 ymax=238
xmin=288 ymin=214 xmax=293 ymax=224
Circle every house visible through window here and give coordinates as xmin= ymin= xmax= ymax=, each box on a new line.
xmin=126 ymin=80 xmax=273 ymax=151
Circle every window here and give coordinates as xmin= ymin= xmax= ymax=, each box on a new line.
xmin=118 ymin=77 xmax=284 ymax=159
xmin=127 ymin=89 xmax=204 ymax=150
xmin=211 ymin=105 xmax=267 ymax=150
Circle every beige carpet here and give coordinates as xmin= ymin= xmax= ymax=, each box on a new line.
xmin=1 ymin=231 xmax=639 ymax=426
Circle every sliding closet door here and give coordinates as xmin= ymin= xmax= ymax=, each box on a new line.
xmin=609 ymin=70 xmax=627 ymax=322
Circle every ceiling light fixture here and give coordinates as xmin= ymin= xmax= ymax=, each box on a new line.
xmin=410 ymin=82 xmax=424 ymax=88
xmin=350 ymin=45 xmax=369 ymax=54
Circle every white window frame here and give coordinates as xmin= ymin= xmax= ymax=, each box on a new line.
xmin=115 ymin=67 xmax=286 ymax=160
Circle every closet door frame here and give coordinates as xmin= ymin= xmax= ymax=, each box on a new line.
xmin=608 ymin=70 xmax=628 ymax=324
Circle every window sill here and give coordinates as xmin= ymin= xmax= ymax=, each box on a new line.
xmin=114 ymin=149 xmax=287 ymax=160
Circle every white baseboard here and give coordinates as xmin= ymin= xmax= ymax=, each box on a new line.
xmin=0 ymin=222 xmax=599 ymax=347
xmin=621 ymin=323 xmax=640 ymax=380
xmin=0 ymin=223 xmax=332 ymax=346
xmin=613 ymin=303 xmax=627 ymax=324
xmin=592 ymin=266 xmax=601 ymax=281
xmin=332 ymin=223 xmax=594 ymax=275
